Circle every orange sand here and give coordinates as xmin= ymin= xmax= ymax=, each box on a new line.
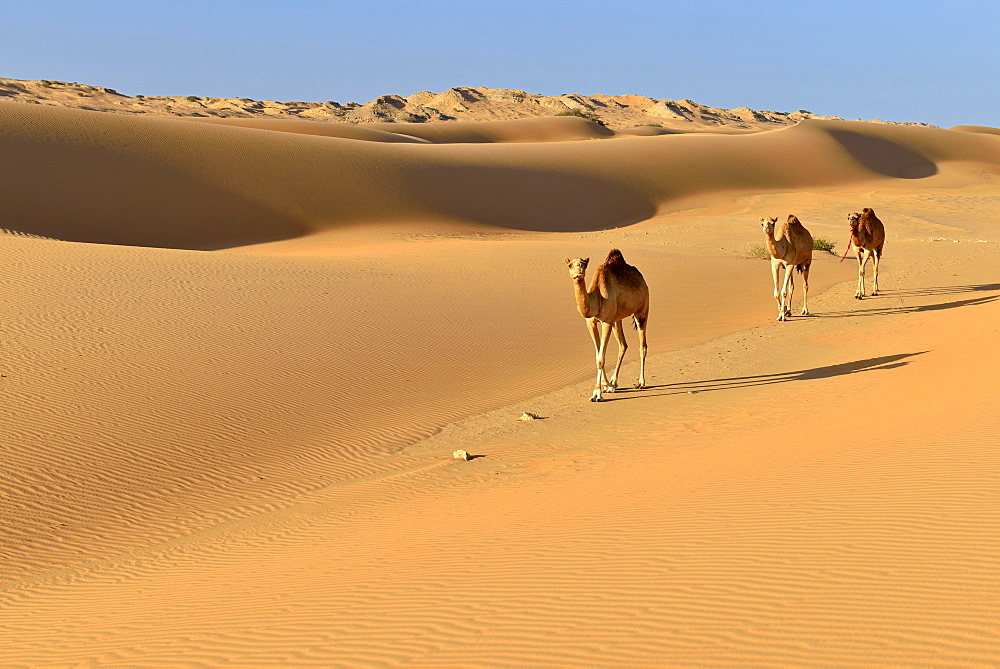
xmin=1 ymin=100 xmax=998 ymax=665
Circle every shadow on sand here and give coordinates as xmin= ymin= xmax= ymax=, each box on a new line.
xmin=814 ymin=283 xmax=1000 ymax=319
xmin=827 ymin=129 xmax=938 ymax=179
xmin=603 ymin=282 xmax=999 ymax=402
xmin=609 ymin=352 xmax=927 ymax=401
xmin=874 ymin=283 xmax=1000 ymax=298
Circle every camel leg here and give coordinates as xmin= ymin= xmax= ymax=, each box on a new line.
xmin=800 ymin=263 xmax=811 ymax=315
xmin=587 ymin=317 xmax=610 ymax=390
xmin=784 ymin=268 xmax=795 ymax=318
xmin=770 ymin=258 xmax=784 ymax=320
xmin=872 ymin=247 xmax=882 ymax=295
xmin=634 ymin=315 xmax=648 ymax=389
xmin=606 ymin=320 xmax=628 ymax=392
xmin=777 ymin=265 xmax=794 ymax=321
xmin=855 ymin=250 xmax=867 ymax=298
xmin=585 ymin=317 xmax=606 ymax=388
xmin=591 ymin=320 xmax=614 ymax=402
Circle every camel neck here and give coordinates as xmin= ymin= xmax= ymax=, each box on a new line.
xmin=765 ymin=231 xmax=786 ymax=258
xmin=572 ymin=275 xmax=600 ymax=318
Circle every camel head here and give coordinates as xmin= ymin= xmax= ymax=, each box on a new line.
xmin=565 ymin=257 xmax=589 ymax=280
xmin=760 ymin=217 xmax=778 ymax=236
xmin=848 ymin=212 xmax=861 ymax=232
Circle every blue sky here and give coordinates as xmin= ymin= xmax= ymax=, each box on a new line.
xmin=4 ymin=0 xmax=998 ymax=127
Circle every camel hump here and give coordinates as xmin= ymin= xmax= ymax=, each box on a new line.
xmin=605 ymin=248 xmax=626 ymax=265
xmin=860 ymin=208 xmax=882 ymax=226
xmin=786 ymin=214 xmax=802 ymax=227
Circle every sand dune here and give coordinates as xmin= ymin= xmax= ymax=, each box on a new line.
xmin=951 ymin=124 xmax=1000 ymax=136
xmin=192 ymin=114 xmax=619 ymax=143
xmin=1 ymin=102 xmax=997 ymax=250
xmin=189 ymin=116 xmax=432 ymax=142
xmin=1 ymin=97 xmax=999 ymax=665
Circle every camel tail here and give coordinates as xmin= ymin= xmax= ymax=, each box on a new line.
xmin=633 ymin=315 xmax=639 ymax=330
xmin=796 ymin=263 xmax=806 ymax=274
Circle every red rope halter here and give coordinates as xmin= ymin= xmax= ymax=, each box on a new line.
xmin=839 ymin=238 xmax=853 ymax=262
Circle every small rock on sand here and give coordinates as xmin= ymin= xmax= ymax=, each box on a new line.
xmin=453 ymin=449 xmax=469 ymax=460
xmin=518 ymin=412 xmax=540 ymax=421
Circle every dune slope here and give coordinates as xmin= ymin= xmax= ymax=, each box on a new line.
xmin=1 ymin=102 xmax=998 ymax=250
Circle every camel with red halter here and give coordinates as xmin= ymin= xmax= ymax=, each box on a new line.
xmin=846 ymin=208 xmax=886 ymax=298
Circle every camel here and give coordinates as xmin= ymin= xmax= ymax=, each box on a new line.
xmin=848 ymin=208 xmax=886 ymax=298
xmin=564 ymin=249 xmax=649 ymax=402
xmin=760 ymin=215 xmax=813 ymax=321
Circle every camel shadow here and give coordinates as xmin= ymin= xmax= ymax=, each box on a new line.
xmin=603 ymin=282 xmax=998 ymax=402
xmin=608 ymin=352 xmax=927 ymax=401
xmin=739 ymin=285 xmax=1000 ymax=325
xmin=815 ymin=293 xmax=1000 ymax=319
xmin=869 ymin=283 xmax=1000 ymax=298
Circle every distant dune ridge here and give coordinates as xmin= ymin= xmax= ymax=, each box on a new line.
xmin=2 ymin=77 xmax=999 ymax=666
xmin=0 ymin=77 xmax=930 ymax=130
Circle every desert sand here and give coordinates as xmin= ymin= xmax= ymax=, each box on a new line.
xmin=0 ymin=98 xmax=997 ymax=665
